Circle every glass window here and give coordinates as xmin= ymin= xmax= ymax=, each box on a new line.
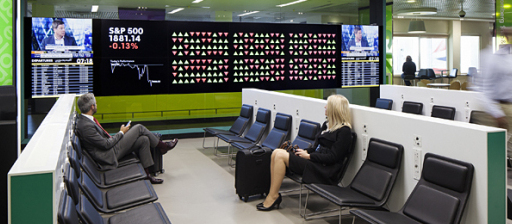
xmin=460 ymin=36 xmax=480 ymax=74
xmin=392 ymin=36 xmax=419 ymax=75
xmin=419 ymin=38 xmax=447 ymax=74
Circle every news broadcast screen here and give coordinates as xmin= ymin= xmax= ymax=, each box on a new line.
xmin=31 ymin=17 xmax=93 ymax=58
xmin=340 ymin=25 xmax=380 ymax=87
xmin=28 ymin=18 xmax=93 ymax=97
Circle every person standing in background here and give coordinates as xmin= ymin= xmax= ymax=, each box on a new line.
xmin=473 ymin=27 xmax=512 ymax=165
xmin=401 ymin=56 xmax=416 ymax=86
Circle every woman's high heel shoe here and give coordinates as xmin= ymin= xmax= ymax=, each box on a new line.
xmin=256 ymin=194 xmax=282 ymax=211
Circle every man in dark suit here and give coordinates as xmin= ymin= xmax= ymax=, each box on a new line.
xmin=347 ymin=26 xmax=369 ymax=50
xmin=41 ymin=19 xmax=77 ymax=51
xmin=75 ymin=93 xmax=178 ymax=184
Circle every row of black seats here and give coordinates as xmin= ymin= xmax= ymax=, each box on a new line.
xmin=207 ymin=104 xmax=475 ymax=223
xmin=303 ymin=138 xmax=474 ymax=224
xmin=376 ymin=98 xmax=457 ymax=120
xmin=58 ymin=117 xmax=172 ymax=224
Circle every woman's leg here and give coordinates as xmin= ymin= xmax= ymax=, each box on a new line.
xmin=263 ymin=149 xmax=289 ymax=207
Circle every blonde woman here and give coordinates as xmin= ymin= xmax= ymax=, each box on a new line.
xmin=257 ymin=95 xmax=353 ymax=211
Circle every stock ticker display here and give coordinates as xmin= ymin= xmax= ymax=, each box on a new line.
xmin=27 ymin=19 xmax=382 ymax=97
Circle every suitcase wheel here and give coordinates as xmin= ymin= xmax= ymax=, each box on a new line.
xmin=161 ymin=169 xmax=165 ymax=174
xmin=154 ymin=172 xmax=158 ymax=177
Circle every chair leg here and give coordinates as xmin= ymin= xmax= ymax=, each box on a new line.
xmin=351 ymin=215 xmax=356 ymax=224
xmin=303 ymin=189 xmax=310 ymax=220
xmin=339 ymin=208 xmax=342 ymax=224
xmin=202 ymin=131 xmax=211 ymax=149
xmin=299 ymin=184 xmax=303 ymax=217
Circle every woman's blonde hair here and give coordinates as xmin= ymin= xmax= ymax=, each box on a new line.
xmin=326 ymin=94 xmax=351 ymax=131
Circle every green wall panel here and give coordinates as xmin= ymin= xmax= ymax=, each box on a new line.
xmin=0 ymin=0 xmax=12 ymax=86
xmin=386 ymin=4 xmax=393 ymax=84
xmin=487 ymin=131 xmax=506 ymax=224
xmin=10 ymin=173 xmax=53 ymax=224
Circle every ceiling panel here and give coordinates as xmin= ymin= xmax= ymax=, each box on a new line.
xmin=393 ymin=0 xmax=495 ymax=19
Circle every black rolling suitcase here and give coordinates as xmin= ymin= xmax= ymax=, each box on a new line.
xmin=149 ymin=147 xmax=164 ymax=176
xmin=235 ymin=146 xmax=272 ymax=202
xmin=149 ymin=134 xmax=164 ymax=176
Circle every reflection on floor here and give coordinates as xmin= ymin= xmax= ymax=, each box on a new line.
xmin=152 ymin=137 xmax=368 ymax=224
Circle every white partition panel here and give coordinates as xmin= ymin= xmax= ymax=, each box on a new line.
xmin=8 ymin=95 xmax=76 ymax=224
xmin=243 ymin=88 xmax=506 ymax=224
xmin=380 ymin=85 xmax=485 ymax=122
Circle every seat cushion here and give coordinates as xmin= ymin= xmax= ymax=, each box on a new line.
xmin=118 ymin=153 xmax=140 ymax=166
xmin=79 ymin=195 xmax=106 ymax=224
xmin=205 ymin=128 xmax=235 ymax=136
xmin=106 ymin=180 xmax=155 ymax=209
xmin=307 ymin=184 xmax=376 ymax=206
xmin=367 ymin=140 xmax=401 ymax=169
xmin=297 ymin=120 xmax=320 ymax=140
xmin=108 ymin=203 xmax=171 ymax=224
xmin=81 ymin=173 xmax=105 ymax=208
xmin=274 ymin=113 xmax=291 ymax=131
xmin=351 ymin=210 xmax=422 ymax=224
xmin=423 ymin=156 xmax=469 ymax=192
xmin=103 ymin=164 xmax=145 ymax=185
xmin=350 ymin=165 xmax=392 ymax=201
xmin=403 ymin=185 xmax=460 ymax=224
xmin=231 ymin=141 xmax=256 ymax=150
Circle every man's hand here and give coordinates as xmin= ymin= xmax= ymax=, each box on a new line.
xmin=295 ymin=148 xmax=311 ymax=160
xmin=496 ymin=116 xmax=509 ymax=130
xmin=120 ymin=124 xmax=130 ymax=134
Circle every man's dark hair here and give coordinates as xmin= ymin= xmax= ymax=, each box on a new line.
xmin=354 ymin=26 xmax=361 ymax=33
xmin=52 ymin=19 xmax=65 ymax=30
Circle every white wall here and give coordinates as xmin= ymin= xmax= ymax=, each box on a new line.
xmin=242 ymin=88 xmax=506 ymax=224
xmin=379 ymin=85 xmax=484 ymax=122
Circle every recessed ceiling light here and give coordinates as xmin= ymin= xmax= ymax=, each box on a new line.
xmin=165 ymin=5 xmax=169 ymax=7
xmin=91 ymin=5 xmax=98 ymax=12
xmin=406 ymin=0 xmax=416 ymax=3
xmin=238 ymin=11 xmax=260 ymax=17
xmin=168 ymin=8 xmax=184 ymax=14
xmin=192 ymin=0 xmax=203 ymax=3
xmin=276 ymin=0 xmax=307 ymax=8
xmin=395 ymin=7 xmax=437 ymax=16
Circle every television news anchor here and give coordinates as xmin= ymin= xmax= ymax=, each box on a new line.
xmin=41 ymin=19 xmax=77 ymax=50
xmin=75 ymin=93 xmax=178 ymax=184
xmin=347 ymin=26 xmax=369 ymax=50
xmin=257 ymin=95 xmax=352 ymax=211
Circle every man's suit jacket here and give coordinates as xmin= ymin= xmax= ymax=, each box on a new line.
xmin=75 ymin=114 xmax=122 ymax=170
xmin=301 ymin=123 xmax=352 ymax=185
xmin=347 ymin=38 xmax=369 ymax=50
xmin=42 ymin=35 xmax=77 ymax=50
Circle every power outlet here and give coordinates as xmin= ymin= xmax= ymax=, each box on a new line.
xmin=465 ymin=108 xmax=471 ymax=122
xmin=413 ymin=147 xmax=422 ymax=180
xmin=362 ymin=134 xmax=368 ymax=161
xmin=255 ymin=99 xmax=258 ymax=105
xmin=414 ymin=135 xmax=422 ymax=147
xmin=363 ymin=124 xmax=368 ymax=134
xmin=273 ymin=103 xmax=276 ymax=110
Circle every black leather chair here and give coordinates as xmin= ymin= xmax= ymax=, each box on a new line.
xmin=303 ymin=138 xmax=404 ymax=222
xmin=231 ymin=113 xmax=292 ymax=150
xmin=431 ymin=105 xmax=456 ymax=120
xmin=217 ymin=108 xmax=271 ymax=166
xmin=203 ymin=104 xmax=253 ymax=152
xmin=418 ymin=69 xmax=437 ymax=81
xmin=59 ymin=189 xmax=172 ymax=224
xmin=351 ymin=153 xmax=474 ymax=224
xmin=442 ymin=68 xmax=458 ymax=83
xmin=375 ymin=98 xmax=393 ymax=110
xmin=402 ymin=101 xmax=423 ymax=115
xmin=72 ymin=133 xmax=140 ymax=168
xmin=64 ymin=164 xmax=158 ymax=213
xmin=469 ymin=110 xmax=486 ymax=124
xmin=68 ymin=147 xmax=146 ymax=189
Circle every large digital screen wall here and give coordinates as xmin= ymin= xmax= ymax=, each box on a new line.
xmin=96 ymin=21 xmax=340 ymax=96
xmin=29 ymin=18 xmax=93 ymax=97
xmin=341 ymin=25 xmax=380 ymax=87
xmin=26 ymin=19 xmax=384 ymax=97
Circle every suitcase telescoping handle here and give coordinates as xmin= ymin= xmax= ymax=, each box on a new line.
xmin=250 ymin=146 xmax=266 ymax=155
